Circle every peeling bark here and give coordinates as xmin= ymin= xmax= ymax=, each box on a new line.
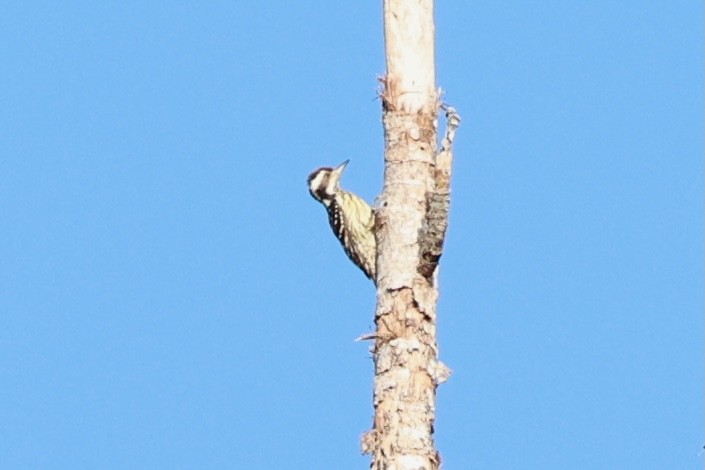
xmin=362 ymin=1 xmax=456 ymax=468
xmin=418 ymin=106 xmax=461 ymax=281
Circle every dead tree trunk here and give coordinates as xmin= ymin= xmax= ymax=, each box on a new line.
xmin=360 ymin=0 xmax=460 ymax=468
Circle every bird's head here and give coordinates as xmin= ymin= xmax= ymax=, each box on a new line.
xmin=307 ymin=160 xmax=349 ymax=205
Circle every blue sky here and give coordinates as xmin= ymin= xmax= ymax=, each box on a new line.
xmin=1 ymin=2 xmax=702 ymax=469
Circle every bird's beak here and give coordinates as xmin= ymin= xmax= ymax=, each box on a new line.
xmin=334 ymin=160 xmax=350 ymax=174
xmin=331 ymin=160 xmax=349 ymax=181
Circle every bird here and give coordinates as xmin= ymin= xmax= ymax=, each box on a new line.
xmin=307 ymin=160 xmax=376 ymax=282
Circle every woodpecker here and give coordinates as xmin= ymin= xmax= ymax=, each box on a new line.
xmin=307 ymin=160 xmax=376 ymax=281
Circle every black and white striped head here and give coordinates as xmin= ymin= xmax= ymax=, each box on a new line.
xmin=307 ymin=160 xmax=349 ymax=206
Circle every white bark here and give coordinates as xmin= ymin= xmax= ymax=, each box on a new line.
xmin=383 ymin=0 xmax=436 ymax=113
xmin=361 ymin=1 xmax=457 ymax=468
